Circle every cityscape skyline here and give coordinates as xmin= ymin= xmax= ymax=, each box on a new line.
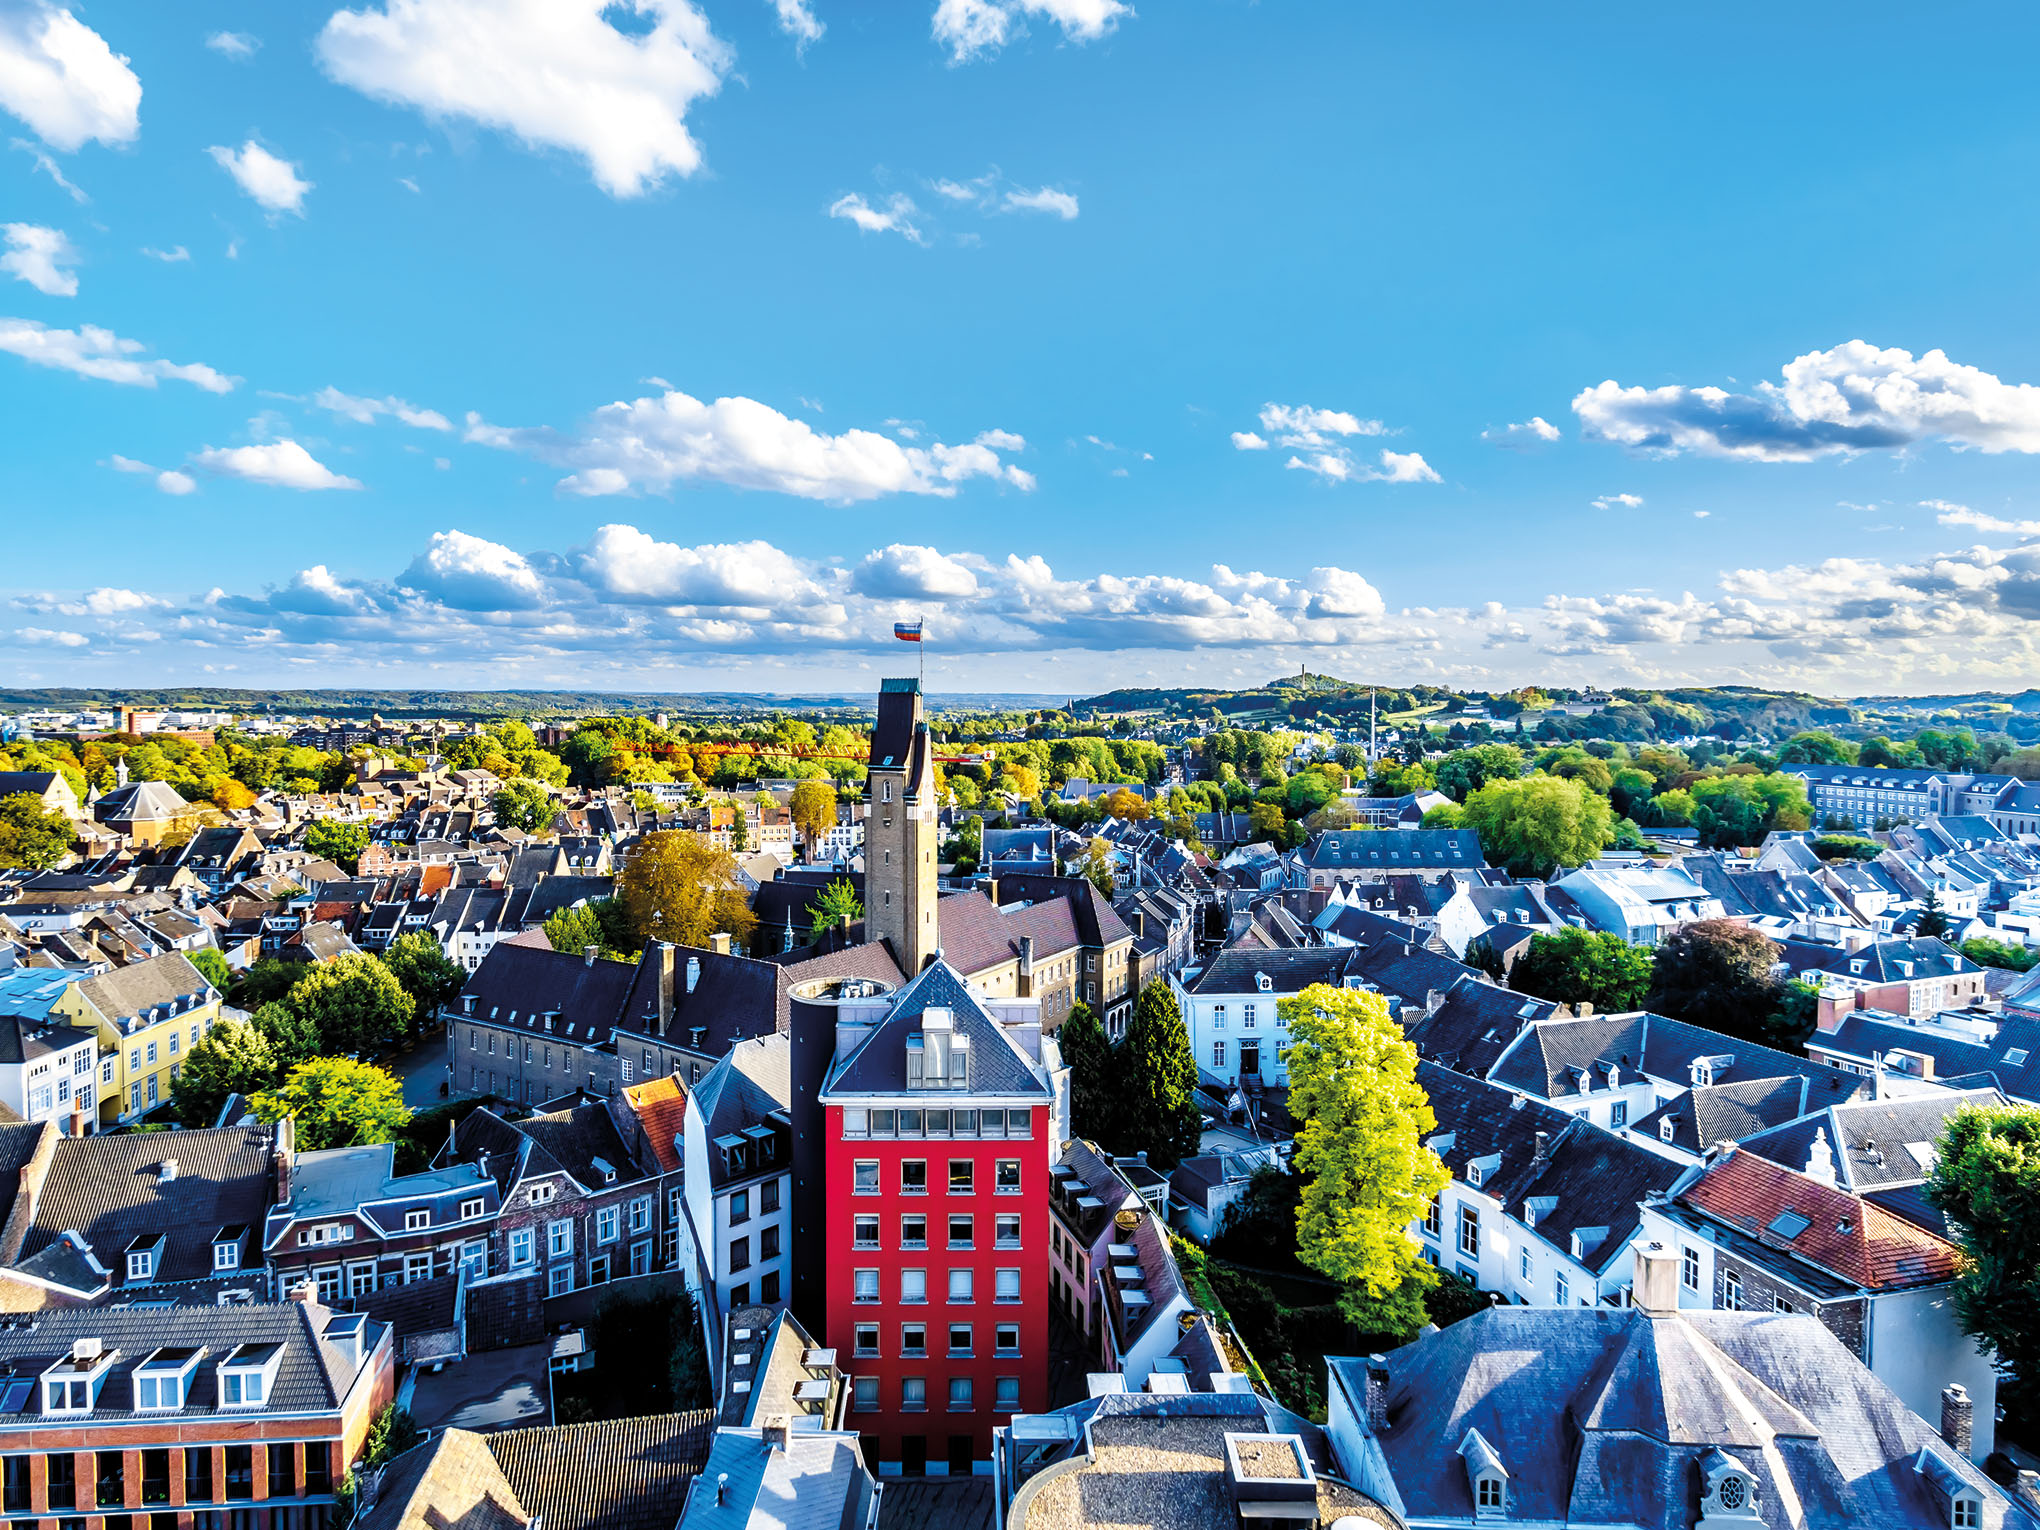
xmin=6 ymin=3 xmax=2040 ymax=694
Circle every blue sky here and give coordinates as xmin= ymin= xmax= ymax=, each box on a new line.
xmin=6 ymin=0 xmax=2040 ymax=697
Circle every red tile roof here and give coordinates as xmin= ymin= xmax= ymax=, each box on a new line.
xmin=623 ymin=1075 xmax=687 ymax=1173
xmin=1682 ymin=1148 xmax=1960 ymax=1290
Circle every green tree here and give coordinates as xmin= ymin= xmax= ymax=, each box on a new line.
xmin=252 ymin=1000 xmax=322 ymax=1071
xmin=491 ymin=779 xmax=555 ymax=834
xmin=1778 ymin=730 xmax=1858 ymax=765
xmin=381 ymin=933 xmax=463 ymax=1031
xmin=1280 ymin=984 xmax=1449 ymax=1335
xmin=1460 ymin=774 xmax=1615 ymax=877
xmin=253 ymin=1057 xmax=411 ymax=1150
xmin=1645 ymin=920 xmax=1784 ymax=1044
xmin=615 ymin=832 xmax=758 ymax=951
xmin=286 ymin=954 xmax=416 ymax=1057
xmin=1962 ymin=938 xmax=2039 ymax=974
xmin=230 ymin=957 xmax=302 ymax=1011
xmin=788 ymin=779 xmax=838 ymax=857
xmin=1059 ymin=1000 xmax=1118 ymax=1148
xmin=543 ymin=902 xmax=612 ymax=958
xmin=0 ymin=792 xmax=72 ymax=870
xmin=1117 ymin=981 xmax=1200 ymax=1168
xmin=1432 ymin=744 xmax=1524 ymax=803
xmin=361 ymin=1404 xmax=421 ymax=1469
xmin=1764 ymin=978 xmax=1824 ymax=1052
xmin=1918 ymin=888 xmax=1953 ymax=940
xmin=171 ymin=1019 xmax=279 ymax=1128
xmin=304 ymin=818 xmax=370 ymax=871
xmin=1928 ymin=1105 xmax=2040 ymax=1417
xmin=1510 ymin=927 xmax=1653 ymax=1012
xmin=188 ymin=947 xmax=233 ymax=994
xmin=1080 ymin=837 xmax=1116 ymax=899
xmin=808 ymin=878 xmax=864 ymax=941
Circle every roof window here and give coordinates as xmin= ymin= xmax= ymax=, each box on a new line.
xmin=42 ymin=1340 xmax=115 ymax=1416
xmin=133 ymin=1346 xmax=202 ymax=1412
xmin=217 ymin=1341 xmax=282 ymax=1408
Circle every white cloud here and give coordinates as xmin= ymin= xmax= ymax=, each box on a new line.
xmin=1001 ymin=184 xmax=1077 ymax=219
xmin=0 ymin=2 xmax=140 ymax=151
xmin=207 ymin=140 xmax=312 ymax=215
xmin=14 ymin=626 xmax=86 ymax=647
xmin=313 ymin=386 xmax=452 ymax=430
xmin=317 ymin=0 xmax=732 ymax=199
xmin=853 ymin=544 xmax=982 ymax=599
xmin=1240 ymin=402 xmax=1430 ymax=485
xmin=108 ymin=455 xmax=197 ymax=495
xmin=1482 ymin=416 xmax=1560 ymax=449
xmin=1286 ymin=447 xmax=1439 ymax=485
xmin=1575 ymin=340 xmax=2040 ymax=462
xmin=193 ymin=440 xmax=363 ymax=490
xmin=0 ymin=318 xmax=231 ymax=391
xmin=1255 ymin=402 xmax=1385 ymax=447
xmin=205 ymin=31 xmax=258 ymax=59
xmin=577 ymin=525 xmax=817 ymax=606
xmin=465 ymin=385 xmax=1033 ymax=502
xmin=1230 ymin=431 xmax=1266 ymax=451
xmin=768 ymin=0 xmax=823 ymax=49
xmin=398 ymin=175 xmax=419 ymax=193
xmin=1591 ymin=492 xmax=1644 ymax=510
xmin=932 ymin=0 xmax=1130 ymax=63
xmin=399 ymin=529 xmax=545 ymax=609
xmin=828 ymin=192 xmax=925 ymax=243
xmin=1929 ymin=501 xmax=2040 ymax=536
xmin=0 ymin=222 xmax=77 ymax=295
xmin=11 ymin=136 xmax=84 ymax=199
xmin=140 ymin=244 xmax=188 ymax=262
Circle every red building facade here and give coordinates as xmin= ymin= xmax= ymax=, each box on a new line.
xmin=814 ymin=963 xmax=1061 ymax=1477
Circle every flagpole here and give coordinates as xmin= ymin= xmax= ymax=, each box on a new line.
xmin=920 ymin=610 xmax=926 ymax=692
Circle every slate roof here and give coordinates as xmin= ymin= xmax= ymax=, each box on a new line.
xmin=1631 ymin=1076 xmax=1837 ymax=1157
xmin=930 ymin=890 xmax=1087 ymax=975
xmin=484 ymin=1412 xmax=716 ymax=1530
xmin=357 ymin=1272 xmax=462 ymax=1345
xmin=458 ymin=940 xmax=639 ymax=1045
xmin=869 ymin=677 xmax=921 ymax=772
xmin=689 ymin=1034 xmax=790 ymax=1193
xmin=1338 ymin=1305 xmax=2031 ymax=1529
xmin=1736 ymin=1087 xmax=2003 ymax=1193
xmin=1403 ymin=976 xmax=1554 ymax=1075
xmin=1490 ymin=1011 xmax=1864 ymax=1106
xmin=683 ymin=1428 xmax=871 ymax=1530
xmin=1053 ymin=1139 xmax=1139 ymax=1248
xmin=1181 ymin=946 xmax=1361 ymax=996
xmin=1304 ymin=828 xmax=1484 ymax=871
xmin=1811 ymin=1011 xmax=2040 ymax=1103
xmin=982 ymin=873 xmax=1136 ymax=950
xmin=0 ymin=1299 xmax=377 ymax=1422
xmin=0 ymin=1121 xmax=48 ymax=1230
xmin=96 ymin=781 xmax=191 ymax=824
xmin=1781 ymin=935 xmax=1980 ymax=982
xmin=514 ymin=1102 xmax=646 ymax=1190
xmin=822 ymin=959 xmax=1052 ymax=1100
xmin=71 ymin=949 xmax=215 ymax=1027
xmin=19 ymin=1123 xmax=276 ymax=1289
xmin=1679 ymin=1148 xmax=1962 ymax=1290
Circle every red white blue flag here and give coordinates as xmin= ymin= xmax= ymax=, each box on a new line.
xmin=894 ymin=620 xmax=924 ymax=642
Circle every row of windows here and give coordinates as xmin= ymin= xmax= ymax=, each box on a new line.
xmin=849 ymin=1374 xmax=1019 ymax=1413
xmin=727 ymin=1225 xmax=780 ymax=1271
xmin=852 ymin=1160 xmax=1023 ymax=1195
xmin=841 ymin=1108 xmax=1033 ymax=1139
xmin=728 ymin=1269 xmax=781 ymax=1307
xmin=0 ymin=1445 xmax=332 ymax=1511
xmin=852 ymin=1321 xmax=1021 ymax=1357
xmin=1206 ymin=1005 xmax=1268 ymax=1029
xmin=854 ymin=1213 xmax=1022 ymax=1250
xmin=851 ymin=1267 xmax=1024 ymax=1303
xmin=727 ymin=1181 xmax=780 ymax=1223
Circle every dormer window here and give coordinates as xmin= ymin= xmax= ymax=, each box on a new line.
xmin=217 ymin=1343 xmax=282 ymax=1408
xmin=1458 ymin=1427 xmax=1507 ymax=1520
xmin=212 ymin=1227 xmax=244 ymax=1272
xmin=1660 ymin=1116 xmax=1677 ymax=1144
xmin=125 ymin=1234 xmax=164 ymax=1284
xmin=1700 ymin=1451 xmax=1762 ymax=1525
xmin=42 ymin=1341 xmax=115 ymax=1415
xmin=133 ymin=1347 xmax=201 ymax=1411
xmin=1255 ymin=973 xmax=1272 ymax=992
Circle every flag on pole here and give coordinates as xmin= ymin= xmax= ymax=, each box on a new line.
xmin=893 ymin=620 xmax=924 ymax=642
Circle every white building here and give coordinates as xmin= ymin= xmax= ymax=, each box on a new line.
xmin=1172 ymin=948 xmax=1363 ymax=1091
xmin=682 ymin=1033 xmax=793 ymax=1378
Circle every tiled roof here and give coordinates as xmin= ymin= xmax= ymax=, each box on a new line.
xmin=1182 ymin=946 xmax=1361 ymax=995
xmin=513 ymin=1102 xmax=646 ymax=1191
xmin=485 ymin=1411 xmax=715 ymax=1530
xmin=1681 ymin=1148 xmax=1961 ymax=1289
xmin=1736 ymin=1088 xmax=2003 ymax=1192
xmin=1490 ymin=1011 xmax=1862 ymax=1105
xmin=19 ymin=1123 xmax=275 ymax=1289
xmin=623 ymin=1075 xmax=687 ymax=1173
xmin=1305 ymin=828 xmax=1483 ymax=870
xmin=1631 ymin=1076 xmax=1825 ymax=1157
xmin=359 ymin=1430 xmax=528 ymax=1530
xmin=73 ymin=949 xmax=214 ymax=1024
xmin=1404 ymin=977 xmax=1554 ymax=1076
xmin=929 ymin=890 xmax=1085 ymax=975
xmin=1781 ymin=936 xmax=1979 ymax=982
xmin=823 ymin=960 xmax=1052 ymax=1100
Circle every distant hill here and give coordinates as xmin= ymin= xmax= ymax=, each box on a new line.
xmin=0 ymin=687 xmax=1067 ymax=721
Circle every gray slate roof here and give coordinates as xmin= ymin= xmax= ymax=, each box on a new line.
xmin=484 ymin=1412 xmax=715 ymax=1530
xmin=1182 ymin=946 xmax=1361 ymax=996
xmin=822 ymin=960 xmax=1051 ymax=1100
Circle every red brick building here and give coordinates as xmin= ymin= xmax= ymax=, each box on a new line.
xmin=807 ymin=962 xmax=1064 ymax=1478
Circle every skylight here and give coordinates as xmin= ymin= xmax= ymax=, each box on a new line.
xmin=1766 ymin=1211 xmax=1811 ymax=1240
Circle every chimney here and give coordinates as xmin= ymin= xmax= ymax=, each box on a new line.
xmin=583 ymin=944 xmax=598 ymax=968
xmin=1942 ymin=1383 xmax=1974 ymax=1458
xmin=1134 ymin=909 xmax=1146 ymax=939
xmin=686 ymin=956 xmax=702 ymax=995
xmin=1018 ymin=935 xmax=1035 ymax=999
xmin=984 ymin=877 xmax=1000 ymax=907
xmin=2019 ymin=1471 xmax=2040 ymax=1514
xmin=158 ymin=1158 xmax=178 ymax=1183
xmin=273 ymin=1146 xmax=292 ymax=1207
xmin=715 ymin=1474 xmax=729 ymax=1507
xmin=657 ymin=943 xmax=676 ymax=1034
xmin=1531 ymin=1132 xmax=1550 ymax=1168
xmin=710 ymin=931 xmax=731 ymax=957
xmin=1632 ymin=1242 xmax=1680 ymax=1318
xmin=762 ymin=1416 xmax=790 ymax=1452
xmin=1364 ymin=1354 xmax=1390 ymax=1433
xmin=287 ymin=1278 xmax=318 ymax=1304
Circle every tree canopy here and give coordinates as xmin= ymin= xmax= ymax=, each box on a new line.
xmin=808 ymin=878 xmax=864 ymax=942
xmin=0 ymin=793 xmax=71 ymax=870
xmin=613 ymin=831 xmax=758 ymax=951
xmin=253 ymin=1057 xmax=411 ymax=1151
xmin=1280 ymin=983 xmax=1449 ymax=1335
xmin=285 ymin=953 xmax=416 ymax=1057
xmin=1116 ymin=981 xmax=1200 ymax=1168
xmin=1510 ymin=926 xmax=1654 ymax=1013
xmin=1459 ymin=773 xmax=1615 ymax=877
xmin=172 ymin=1019 xmax=278 ymax=1128
xmin=788 ymin=779 xmax=839 ymax=853
xmin=491 ymin=779 xmax=555 ymax=834
xmin=381 ymin=932 xmax=464 ymax=1026
xmin=305 ymin=818 xmax=370 ymax=870
xmin=1433 ymin=744 xmax=1524 ymax=803
xmin=1928 ymin=1105 xmax=2040 ymax=1417
xmin=1059 ymin=1000 xmax=1118 ymax=1148
xmin=1645 ymin=919 xmax=1784 ymax=1044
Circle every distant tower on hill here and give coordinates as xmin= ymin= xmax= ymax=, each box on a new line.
xmin=866 ymin=678 xmax=940 ymax=975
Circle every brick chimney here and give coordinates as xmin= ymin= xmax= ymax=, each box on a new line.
xmin=1531 ymin=1131 xmax=1550 ymax=1169
xmin=710 ymin=932 xmax=731 ymax=957
xmin=1018 ymin=935 xmax=1035 ymax=999
xmin=1942 ymin=1383 xmax=1974 ymax=1458
xmin=1364 ymin=1354 xmax=1390 ymax=1433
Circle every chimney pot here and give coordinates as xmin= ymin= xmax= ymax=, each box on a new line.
xmin=710 ymin=932 xmax=731 ymax=957
xmin=1942 ymin=1382 xmax=1975 ymax=1458
xmin=1632 ymin=1242 xmax=1681 ymax=1318
xmin=1532 ymin=1131 xmax=1549 ymax=1166
xmin=158 ymin=1158 xmax=178 ymax=1182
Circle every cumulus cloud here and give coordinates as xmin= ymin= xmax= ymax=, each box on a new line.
xmin=192 ymin=440 xmax=363 ymax=490
xmin=0 ymin=222 xmax=77 ymax=295
xmin=313 ymin=386 xmax=452 ymax=430
xmin=464 ymin=386 xmax=1034 ymax=502
xmin=0 ymin=317 xmax=231 ymax=391
xmin=1285 ymin=447 xmax=1439 ymax=485
xmin=1575 ymin=340 xmax=2040 ymax=462
xmin=317 ymin=0 xmax=731 ymax=199
xmin=1256 ymin=402 xmax=1384 ymax=447
xmin=1482 ymin=416 xmax=1560 ymax=449
xmin=207 ymin=140 xmax=312 ymax=215
xmin=1230 ymin=431 xmax=1267 ymax=451
xmin=767 ymin=0 xmax=823 ymax=50
xmin=1236 ymin=402 xmax=1433 ymax=485
xmin=853 ymin=544 xmax=982 ymax=600
xmin=1000 ymin=185 xmax=1078 ymax=219
xmin=932 ymin=0 xmax=1130 ymax=63
xmin=399 ymin=529 xmax=545 ymax=609
xmin=1929 ymin=501 xmax=2040 ymax=536
xmin=14 ymin=626 xmax=86 ymax=647
xmin=828 ymin=192 xmax=924 ymax=243
xmin=0 ymin=2 xmax=140 ymax=151
xmin=1591 ymin=492 xmax=1644 ymax=510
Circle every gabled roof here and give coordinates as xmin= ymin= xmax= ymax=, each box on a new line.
xmin=484 ymin=1413 xmax=715 ymax=1530
xmin=1782 ymin=936 xmax=1980 ymax=982
xmin=822 ymin=959 xmax=1051 ymax=1100
xmin=458 ymin=940 xmax=637 ymax=1045
xmin=1631 ymin=1076 xmax=1826 ymax=1156
xmin=71 ymin=949 xmax=214 ymax=1025
xmin=1404 ymin=976 xmax=1555 ymax=1076
xmin=1304 ymin=828 xmax=1483 ymax=870
xmin=1182 ymin=946 xmax=1361 ymax=996
xmin=622 ymin=1075 xmax=687 ymax=1174
xmin=1490 ymin=1011 xmax=1863 ymax=1106
xmin=1679 ymin=1148 xmax=1961 ymax=1289
xmin=689 ymin=1034 xmax=789 ymax=1190
xmin=514 ymin=1102 xmax=646 ymax=1192
xmin=1812 ymin=1011 xmax=2040 ymax=1103
xmin=1736 ymin=1087 xmax=2003 ymax=1192
xmin=930 ymin=889 xmax=1086 ymax=976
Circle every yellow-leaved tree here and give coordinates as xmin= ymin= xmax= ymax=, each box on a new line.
xmin=1280 ymin=982 xmax=1449 ymax=1336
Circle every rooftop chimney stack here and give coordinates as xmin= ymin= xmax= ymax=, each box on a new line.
xmin=584 ymin=944 xmax=598 ymax=968
xmin=657 ymin=943 xmax=676 ymax=1035
xmin=1632 ymin=1242 xmax=1681 ymax=1319
xmin=710 ymin=932 xmax=732 ymax=957
xmin=1364 ymin=1355 xmax=1390 ymax=1433
xmin=762 ymin=1417 xmax=790 ymax=1452
xmin=1531 ymin=1132 xmax=1550 ymax=1168
xmin=1942 ymin=1383 xmax=1974 ymax=1458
